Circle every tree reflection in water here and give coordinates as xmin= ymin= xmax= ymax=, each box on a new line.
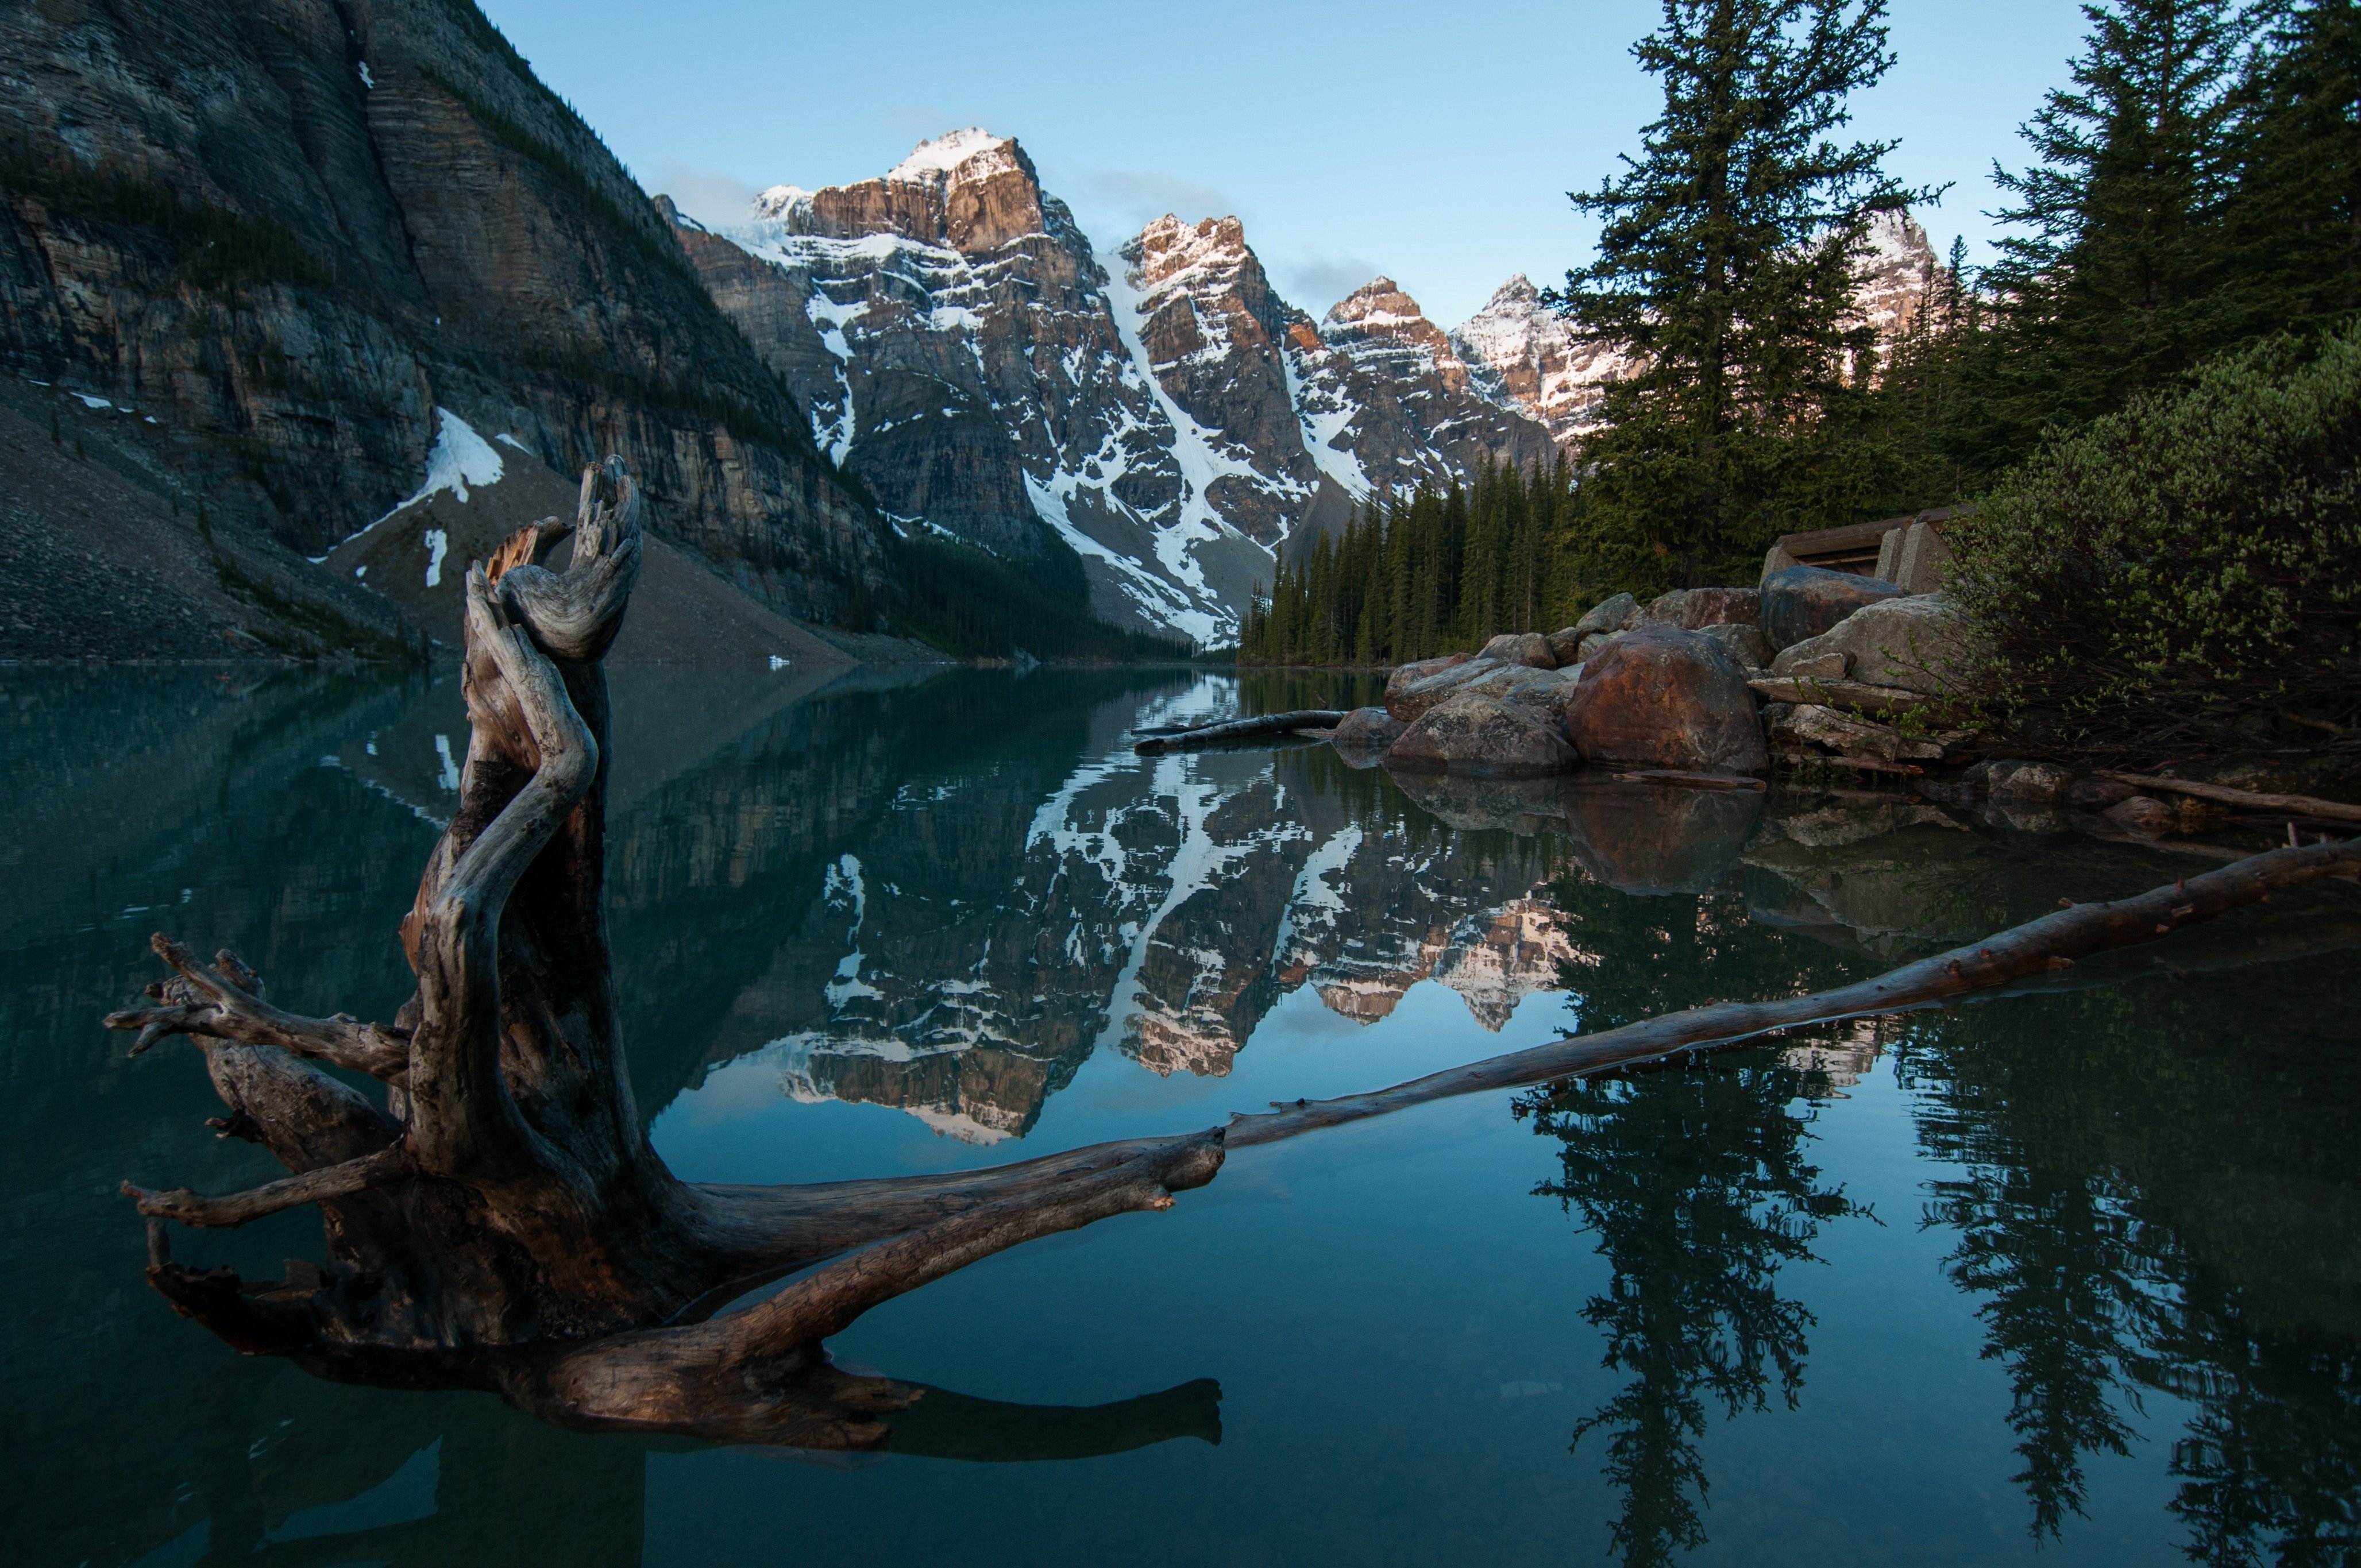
xmin=1522 ymin=1052 xmax=1865 ymax=1565
xmin=1526 ymin=874 xmax=1874 ymax=1565
xmin=1901 ymin=964 xmax=2361 ymax=1563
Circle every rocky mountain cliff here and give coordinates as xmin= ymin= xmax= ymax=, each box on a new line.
xmin=0 ymin=0 xmax=882 ymax=661
xmin=671 ymin=133 xmax=1561 ymax=643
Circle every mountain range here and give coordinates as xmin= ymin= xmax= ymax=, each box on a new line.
xmin=0 ymin=1 xmax=1938 ymax=659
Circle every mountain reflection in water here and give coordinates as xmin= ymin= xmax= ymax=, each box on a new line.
xmin=4 ymin=665 xmax=2359 ymax=1567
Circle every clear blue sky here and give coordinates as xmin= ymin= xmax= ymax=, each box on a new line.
xmin=477 ymin=0 xmax=2093 ymax=327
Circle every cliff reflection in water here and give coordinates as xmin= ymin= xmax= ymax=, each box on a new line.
xmin=688 ymin=689 xmax=1616 ymax=1143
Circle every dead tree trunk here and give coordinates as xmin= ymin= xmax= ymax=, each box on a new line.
xmin=106 ymin=461 xmax=2361 ymax=1453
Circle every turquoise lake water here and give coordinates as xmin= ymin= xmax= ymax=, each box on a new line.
xmin=3 ymin=665 xmax=2356 ymax=1566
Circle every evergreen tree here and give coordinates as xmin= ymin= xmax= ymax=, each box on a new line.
xmin=2216 ymin=0 xmax=2361 ymax=338
xmin=1966 ymin=0 xmax=2252 ymax=466
xmin=1550 ymin=0 xmax=1919 ymax=594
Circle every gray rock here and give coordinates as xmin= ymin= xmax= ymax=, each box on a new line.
xmin=1986 ymin=759 xmax=2076 ymax=810
xmin=1572 ymin=592 xmax=1641 ymax=640
xmin=1768 ymin=648 xmax=1852 ymax=681
xmin=1641 ymin=589 xmax=1691 ymax=625
xmin=1477 ymin=631 xmax=1557 ymax=669
xmin=1644 ymin=585 xmax=1761 ymax=629
xmin=1385 ymin=690 xmax=1580 ymax=776
xmin=2102 ymin=795 xmax=2177 ymax=837
xmin=1577 ymin=631 xmax=1623 ymax=662
xmin=1761 ymin=566 xmax=1908 ymax=650
xmin=1769 ymin=704 xmax=1943 ymax=762
xmin=1545 ymin=625 xmax=1587 ymax=666
xmin=1384 ymin=654 xmax=1490 ymax=722
xmin=1699 ymin=621 xmax=1772 ymax=670
xmin=1768 ymin=594 xmax=1965 ymax=694
xmin=2069 ymin=777 xmax=2140 ymax=810
xmin=1330 ymin=705 xmax=1405 ymax=766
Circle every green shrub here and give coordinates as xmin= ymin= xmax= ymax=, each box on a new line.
xmin=1948 ymin=323 xmax=2361 ymax=759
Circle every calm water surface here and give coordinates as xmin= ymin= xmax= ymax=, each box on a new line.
xmin=3 ymin=666 xmax=2357 ymax=1567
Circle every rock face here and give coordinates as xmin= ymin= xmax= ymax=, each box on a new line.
xmin=1760 ymin=566 xmax=1910 ymax=651
xmin=1449 ymin=273 xmax=1631 ymax=443
xmin=1560 ymin=624 xmax=1770 ymax=773
xmin=1384 ymin=690 xmax=1579 ymax=775
xmin=1282 ymin=277 xmax=1557 ymax=535
xmin=0 ymin=0 xmax=882 ymax=635
xmin=680 ymin=146 xmax=1556 ymax=642
xmin=1769 ymin=594 xmax=1966 ymax=694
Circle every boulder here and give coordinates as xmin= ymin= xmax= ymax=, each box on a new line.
xmin=1698 ymin=621 xmax=1772 ymax=670
xmin=1384 ymin=690 xmax=1579 ymax=776
xmin=1760 ymin=541 xmax=1803 ymax=583
xmin=1560 ymin=623 xmax=1770 ymax=774
xmin=1502 ymin=667 xmax=1582 ymax=731
xmin=1577 ymin=631 xmax=1622 ymax=662
xmin=2069 ymin=777 xmax=2140 ymax=810
xmin=1767 ymin=648 xmax=1851 ymax=681
xmin=1639 ymin=589 xmax=1691 ymax=626
xmin=1571 ymin=592 xmax=1641 ymax=641
xmin=1544 ymin=625 xmax=1585 ymax=666
xmin=1385 ymin=655 xmax=1496 ymax=723
xmin=2102 ymin=795 xmax=2177 ymax=837
xmin=1760 ymin=566 xmax=1908 ymax=651
xmin=1766 ymin=594 xmax=1966 ymax=694
xmin=1679 ymin=585 xmax=1762 ymax=628
xmin=1329 ymin=705 xmax=1404 ymax=766
xmin=1984 ymin=759 xmax=2075 ymax=810
xmin=1477 ymin=631 xmax=1557 ymax=669
xmin=1642 ymin=586 xmax=1761 ymax=630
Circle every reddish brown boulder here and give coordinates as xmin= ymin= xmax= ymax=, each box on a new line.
xmin=1560 ymin=624 xmax=1769 ymax=773
xmin=1384 ymin=690 xmax=1579 ymax=776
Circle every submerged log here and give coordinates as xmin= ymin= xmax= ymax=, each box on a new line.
xmin=102 ymin=457 xmax=2361 ymax=1454
xmin=1133 ymin=709 xmax=1352 ymax=754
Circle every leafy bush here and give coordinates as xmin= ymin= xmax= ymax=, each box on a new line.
xmin=1948 ymin=323 xmax=2361 ymax=759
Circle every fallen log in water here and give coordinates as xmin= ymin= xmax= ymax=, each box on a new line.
xmin=1228 ymin=835 xmax=2361 ymax=1148
xmin=2092 ymin=770 xmax=2361 ymax=825
xmin=1133 ymin=710 xmax=1352 ymax=754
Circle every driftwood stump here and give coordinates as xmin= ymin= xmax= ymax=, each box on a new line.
xmin=106 ymin=459 xmax=2361 ymax=1453
xmin=108 ymin=461 xmax=1222 ymax=1450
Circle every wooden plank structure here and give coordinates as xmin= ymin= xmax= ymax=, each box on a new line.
xmin=1770 ymin=502 xmax=1976 ymax=583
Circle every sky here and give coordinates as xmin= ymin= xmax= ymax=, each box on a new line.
xmin=476 ymin=0 xmax=2095 ymax=328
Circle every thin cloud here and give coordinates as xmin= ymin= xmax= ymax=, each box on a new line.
xmin=652 ymin=161 xmax=759 ymax=226
xmin=1083 ymin=169 xmax=1239 ymax=230
xmin=1276 ymin=254 xmax=1390 ymax=318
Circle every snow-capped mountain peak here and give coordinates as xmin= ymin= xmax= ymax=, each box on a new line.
xmin=885 ymin=127 xmax=1019 ymax=187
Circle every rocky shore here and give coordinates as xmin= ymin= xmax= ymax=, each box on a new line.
xmin=1295 ymin=554 xmax=2358 ymax=855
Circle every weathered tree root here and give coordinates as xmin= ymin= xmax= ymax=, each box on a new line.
xmin=106 ymin=457 xmax=2361 ymax=1455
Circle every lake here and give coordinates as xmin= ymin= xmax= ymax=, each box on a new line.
xmin=4 ymin=665 xmax=2356 ymax=1567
